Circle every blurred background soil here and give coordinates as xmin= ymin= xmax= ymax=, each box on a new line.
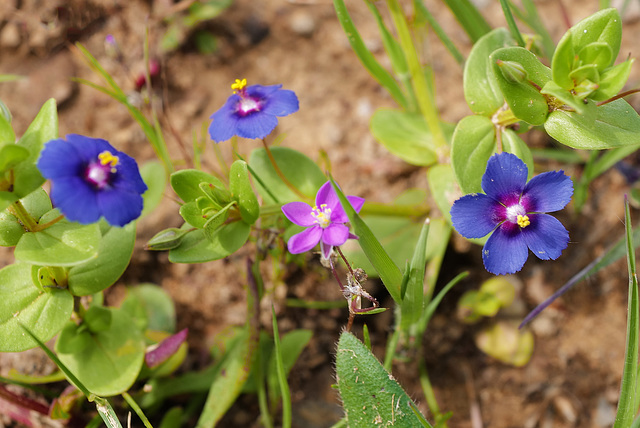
xmin=1 ymin=0 xmax=640 ymax=427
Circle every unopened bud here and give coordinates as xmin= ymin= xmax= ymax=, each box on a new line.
xmin=496 ymin=60 xmax=528 ymax=84
xmin=145 ymin=228 xmax=189 ymax=250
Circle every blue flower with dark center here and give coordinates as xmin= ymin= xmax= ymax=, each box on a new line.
xmin=208 ymin=79 xmax=299 ymax=142
xmin=450 ymin=152 xmax=573 ymax=275
xmin=37 ymin=134 xmax=148 ymax=227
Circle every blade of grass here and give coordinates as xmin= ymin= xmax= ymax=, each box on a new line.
xmin=509 ymin=0 xmax=555 ymax=58
xmin=400 ymin=218 xmax=430 ymax=330
xmin=333 ymin=0 xmax=408 ymax=108
xmin=613 ymin=197 xmax=639 ymax=427
xmin=271 ymin=307 xmax=292 ymax=428
xmin=122 ymin=392 xmax=154 ymax=428
xmin=499 ymin=0 xmax=525 ymax=47
xmin=386 ymin=0 xmax=447 ymax=150
xmin=439 ymin=0 xmax=491 ymax=43
xmin=329 ymin=178 xmax=403 ymax=303
xmin=413 ymin=0 xmax=465 ymax=67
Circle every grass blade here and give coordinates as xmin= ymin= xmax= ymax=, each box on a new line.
xmin=400 ymin=219 xmax=430 ymax=330
xmin=271 ymin=307 xmax=292 ymax=428
xmin=439 ymin=0 xmax=491 ymax=43
xmin=613 ymin=197 xmax=639 ymax=427
xmin=329 ymin=178 xmax=403 ymax=303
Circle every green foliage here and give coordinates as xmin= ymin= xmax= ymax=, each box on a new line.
xmin=0 ymin=263 xmax=73 ymax=352
xmin=55 ymin=307 xmax=146 ymax=396
xmin=336 ymin=332 xmax=430 ymax=427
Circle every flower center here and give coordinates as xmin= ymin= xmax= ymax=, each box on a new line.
xmin=85 ymin=151 xmax=119 ymax=189
xmin=517 ymin=214 xmax=530 ymax=228
xmin=230 ymin=78 xmax=262 ymax=116
xmin=311 ymin=204 xmax=332 ymax=228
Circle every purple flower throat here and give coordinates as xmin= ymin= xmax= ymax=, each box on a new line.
xmin=232 ymin=79 xmax=262 ymax=117
xmin=85 ymin=151 xmax=118 ymax=189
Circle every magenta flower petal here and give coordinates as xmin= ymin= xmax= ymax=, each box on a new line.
xmin=315 ymin=181 xmax=335 ymax=207
xmin=281 ymin=202 xmax=315 ymax=226
xmin=322 ymin=223 xmax=350 ymax=246
xmin=145 ymin=328 xmax=188 ymax=368
xmin=288 ymin=226 xmax=322 ymax=254
xmin=320 ymin=241 xmax=333 ymax=259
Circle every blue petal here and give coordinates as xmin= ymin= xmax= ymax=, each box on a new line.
xmin=481 ymin=152 xmax=528 ymax=201
xmin=235 ymin=112 xmax=278 ymax=139
xmin=208 ymin=96 xmax=241 ymax=142
xmin=261 ymin=89 xmax=299 ymax=117
xmin=521 ymin=214 xmax=569 ymax=260
xmin=111 ymin=151 xmax=148 ymax=194
xmin=450 ymin=193 xmax=501 ymax=239
xmin=521 ymin=170 xmax=573 ymax=213
xmin=65 ymin=134 xmax=114 ymax=163
xmin=482 ymin=227 xmax=529 ymax=275
xmin=37 ymin=139 xmax=84 ymax=179
xmin=97 ymin=188 xmax=144 ymax=227
xmin=50 ymin=176 xmax=101 ymax=224
xmin=246 ymin=84 xmax=282 ymax=99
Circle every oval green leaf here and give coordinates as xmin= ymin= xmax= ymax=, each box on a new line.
xmin=463 ymin=28 xmax=514 ymax=115
xmin=55 ymin=307 xmax=145 ymax=396
xmin=491 ymin=47 xmax=551 ymax=125
xmin=170 ymin=169 xmax=225 ymax=203
xmin=169 ymin=221 xmax=250 ymax=263
xmin=229 ymin=160 xmax=259 ymax=224
xmin=140 ymin=160 xmax=167 ymax=219
xmin=451 ymin=115 xmax=495 ymax=194
xmin=248 ymin=147 xmax=326 ymax=204
xmin=545 ymin=99 xmax=640 ymax=149
xmin=0 ymin=263 xmax=73 ymax=352
xmin=67 ymin=222 xmax=136 ymax=296
xmin=14 ymin=211 xmax=101 ymax=267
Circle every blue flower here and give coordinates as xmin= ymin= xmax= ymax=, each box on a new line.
xmin=208 ymin=79 xmax=299 ymax=142
xmin=450 ymin=152 xmax=573 ymax=275
xmin=37 ymin=134 xmax=148 ymax=227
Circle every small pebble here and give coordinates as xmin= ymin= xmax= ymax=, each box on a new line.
xmin=289 ymin=10 xmax=316 ymax=37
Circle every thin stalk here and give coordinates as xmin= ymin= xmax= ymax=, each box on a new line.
xmin=261 ymin=139 xmax=307 ymax=200
xmin=413 ymin=0 xmax=465 ymax=67
xmin=385 ymin=0 xmax=447 ymax=150
xmin=7 ymin=200 xmax=38 ymax=231
xmin=32 ymin=215 xmax=64 ymax=232
xmin=122 ymin=392 xmax=153 ymax=428
xmin=499 ymin=0 xmax=525 ymax=47
xmin=597 ymin=88 xmax=640 ymax=106
xmin=383 ymin=326 xmax=401 ymax=371
xmin=419 ymin=362 xmax=448 ymax=427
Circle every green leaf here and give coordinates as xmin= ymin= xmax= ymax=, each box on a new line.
xmin=451 ymin=115 xmax=495 ymax=194
xmin=540 ymin=80 xmax=594 ymax=115
xmin=0 ymin=145 xmax=29 ymax=173
xmin=592 ymin=59 xmax=634 ymax=101
xmin=400 ymin=219 xmax=429 ymax=329
xmin=463 ymin=28 xmax=515 ymax=116
xmin=0 ymin=188 xmax=52 ymax=247
xmin=336 ymin=331 xmax=430 ymax=427
xmin=13 ymin=99 xmax=58 ymax=199
xmin=140 ymin=161 xmax=166 ymax=219
xmin=0 ymin=106 xmax=15 ymax=146
xmin=370 ymin=109 xmax=454 ymax=166
xmin=121 ymin=283 xmax=176 ymax=333
xmin=0 ymin=263 xmax=73 ymax=352
xmin=229 ymin=160 xmax=259 ymax=224
xmin=179 ymin=200 xmax=206 ymax=228
xmin=248 ymin=147 xmax=326 ymax=204
xmin=169 ymin=222 xmax=250 ymax=263
xmin=55 ymin=307 xmax=145 ymax=397
xmin=475 ymin=322 xmax=534 ymax=367
xmin=170 ymin=169 xmax=225 ymax=203
xmin=203 ymin=202 xmax=233 ymax=241
xmin=578 ymin=42 xmax=612 ymax=71
xmin=14 ymin=212 xmax=101 ymax=267
xmin=440 ymin=0 xmax=491 ymax=43
xmin=545 ymin=99 xmax=640 ymax=149
xmin=614 ymin=199 xmax=639 ymax=427
xmin=570 ymin=8 xmax=621 ymax=67
xmin=426 ymin=164 xmax=457 ymax=226
xmin=330 ymin=179 xmax=403 ymax=303
xmin=266 ymin=329 xmax=312 ymax=407
xmin=491 ymin=47 xmax=551 ymax=125
xmin=501 ymin=128 xmax=534 ymax=179
xmin=67 ymin=222 xmax=136 ymax=296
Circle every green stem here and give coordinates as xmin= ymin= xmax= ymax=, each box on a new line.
xmin=261 ymin=139 xmax=307 ymax=200
xmin=122 ymin=392 xmax=154 ymax=428
xmin=419 ymin=362 xmax=448 ymax=427
xmin=386 ymin=0 xmax=447 ymax=151
xmin=360 ymin=201 xmax=429 ymax=218
xmin=7 ymin=200 xmax=38 ymax=231
xmin=499 ymin=0 xmax=526 ymax=47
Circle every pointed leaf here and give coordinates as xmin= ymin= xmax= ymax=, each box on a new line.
xmin=169 ymin=222 xmax=250 ymax=263
xmin=229 ymin=160 xmax=259 ymax=224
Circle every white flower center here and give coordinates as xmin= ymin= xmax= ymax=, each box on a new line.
xmin=311 ymin=204 xmax=332 ymax=228
xmin=239 ymin=97 xmax=260 ymax=115
xmin=505 ymin=204 xmax=526 ymax=223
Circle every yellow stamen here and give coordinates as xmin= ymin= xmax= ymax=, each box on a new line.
xmin=231 ymin=78 xmax=247 ymax=92
xmin=98 ymin=151 xmax=119 ymax=173
xmin=517 ymin=214 xmax=530 ymax=228
xmin=311 ymin=204 xmax=332 ymax=228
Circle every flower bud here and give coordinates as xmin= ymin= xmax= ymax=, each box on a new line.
xmin=496 ymin=60 xmax=528 ymax=84
xmin=145 ymin=228 xmax=189 ymax=251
